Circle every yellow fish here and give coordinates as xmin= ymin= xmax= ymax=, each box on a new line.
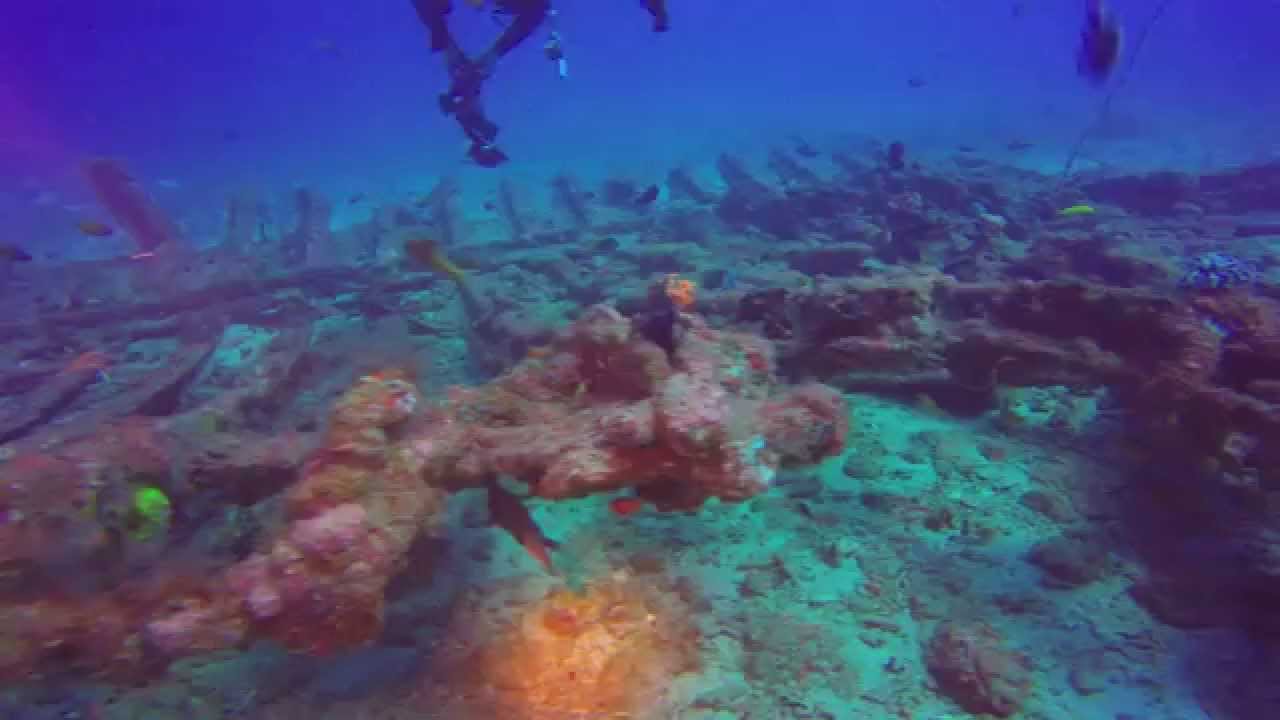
xmin=77 ymin=219 xmax=114 ymax=237
xmin=1058 ymin=204 xmax=1096 ymax=217
xmin=405 ymin=237 xmax=467 ymax=286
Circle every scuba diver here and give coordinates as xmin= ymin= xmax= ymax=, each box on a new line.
xmin=411 ymin=0 xmax=670 ymax=167
xmin=1076 ymin=0 xmax=1122 ymax=84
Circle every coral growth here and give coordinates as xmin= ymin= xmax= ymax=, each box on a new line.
xmin=0 ymin=307 xmax=844 ymax=680
xmin=82 ymin=157 xmax=182 ymax=255
xmin=205 ymin=369 xmax=444 ymax=656
xmin=925 ymin=620 xmax=1032 ymax=717
xmin=425 ymin=573 xmax=702 ymax=720
xmin=411 ymin=304 xmax=847 ymax=510
xmin=741 ymin=271 xmax=1280 ymax=488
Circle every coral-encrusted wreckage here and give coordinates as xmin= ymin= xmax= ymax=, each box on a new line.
xmin=8 ymin=144 xmax=1280 ymax=715
xmin=0 ymin=304 xmax=846 ymax=680
xmin=734 ymin=268 xmax=1280 ymax=488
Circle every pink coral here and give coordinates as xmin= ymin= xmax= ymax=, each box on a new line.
xmin=245 ymin=583 xmax=284 ymax=620
xmin=289 ymin=502 xmax=369 ymax=557
xmin=145 ymin=599 xmax=246 ymax=656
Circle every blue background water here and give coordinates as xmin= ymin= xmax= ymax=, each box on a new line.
xmin=2 ymin=1 xmax=1279 ymax=251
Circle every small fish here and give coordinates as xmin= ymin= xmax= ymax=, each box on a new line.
xmin=634 ymin=184 xmax=659 ymax=207
xmin=487 ymin=480 xmax=558 ymax=573
xmin=313 ymin=38 xmax=344 ymax=58
xmin=60 ymin=351 xmax=111 ymax=376
xmin=1011 ymin=2 xmax=1026 ymax=19
xmin=1077 ymin=0 xmax=1122 ymax=84
xmin=957 ymin=145 xmax=977 ymax=153
xmin=405 ymin=237 xmax=467 ymax=286
xmin=1058 ymin=203 xmax=1097 ymax=217
xmin=907 ymin=76 xmax=927 ymax=89
xmin=1007 ymin=140 xmax=1034 ymax=152
xmin=609 ymin=497 xmax=647 ymax=517
xmin=348 ymin=193 xmax=367 ymax=205
xmin=77 ymin=219 xmax=114 ymax=237
xmin=0 ymin=243 xmax=33 ymax=262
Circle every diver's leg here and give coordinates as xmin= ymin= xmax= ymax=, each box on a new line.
xmin=411 ymin=0 xmax=458 ymax=53
xmin=480 ymin=0 xmax=550 ymax=63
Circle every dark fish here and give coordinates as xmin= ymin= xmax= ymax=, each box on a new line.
xmin=701 ymin=267 xmax=736 ymax=291
xmin=792 ymin=138 xmax=820 ymax=158
xmin=887 ymin=141 xmax=907 ymax=171
xmin=1235 ymin=224 xmax=1280 ymax=239
xmin=1007 ymin=140 xmax=1034 ymax=152
xmin=1011 ymin=2 xmax=1026 ymax=19
xmin=637 ymin=305 xmax=678 ymax=358
xmin=634 ymin=184 xmax=659 ymax=206
xmin=957 ymin=145 xmax=978 ymax=152
xmin=1077 ymin=0 xmax=1122 ymax=84
xmin=907 ymin=76 xmax=927 ymax=89
xmin=78 ymin=219 xmax=114 ymax=237
xmin=314 ymin=38 xmax=343 ymax=58
xmin=487 ymin=480 xmax=557 ymax=573
xmin=348 ymin=193 xmax=367 ymax=205
xmin=0 ymin=244 xmax=33 ymax=262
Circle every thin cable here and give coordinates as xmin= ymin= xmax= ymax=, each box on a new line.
xmin=1061 ymin=0 xmax=1179 ymax=179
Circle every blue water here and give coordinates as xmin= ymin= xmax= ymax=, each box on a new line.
xmin=4 ymin=1 xmax=1280 ymax=718
xmin=5 ymin=2 xmax=1278 ymax=240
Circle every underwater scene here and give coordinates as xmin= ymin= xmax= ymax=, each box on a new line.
xmin=3 ymin=1 xmax=1280 ymax=718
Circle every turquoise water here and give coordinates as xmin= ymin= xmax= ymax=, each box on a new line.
xmin=3 ymin=1 xmax=1280 ymax=718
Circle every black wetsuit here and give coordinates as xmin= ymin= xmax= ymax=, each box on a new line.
xmin=411 ymin=0 xmax=551 ymax=63
xmin=410 ymin=0 xmax=668 ymax=166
